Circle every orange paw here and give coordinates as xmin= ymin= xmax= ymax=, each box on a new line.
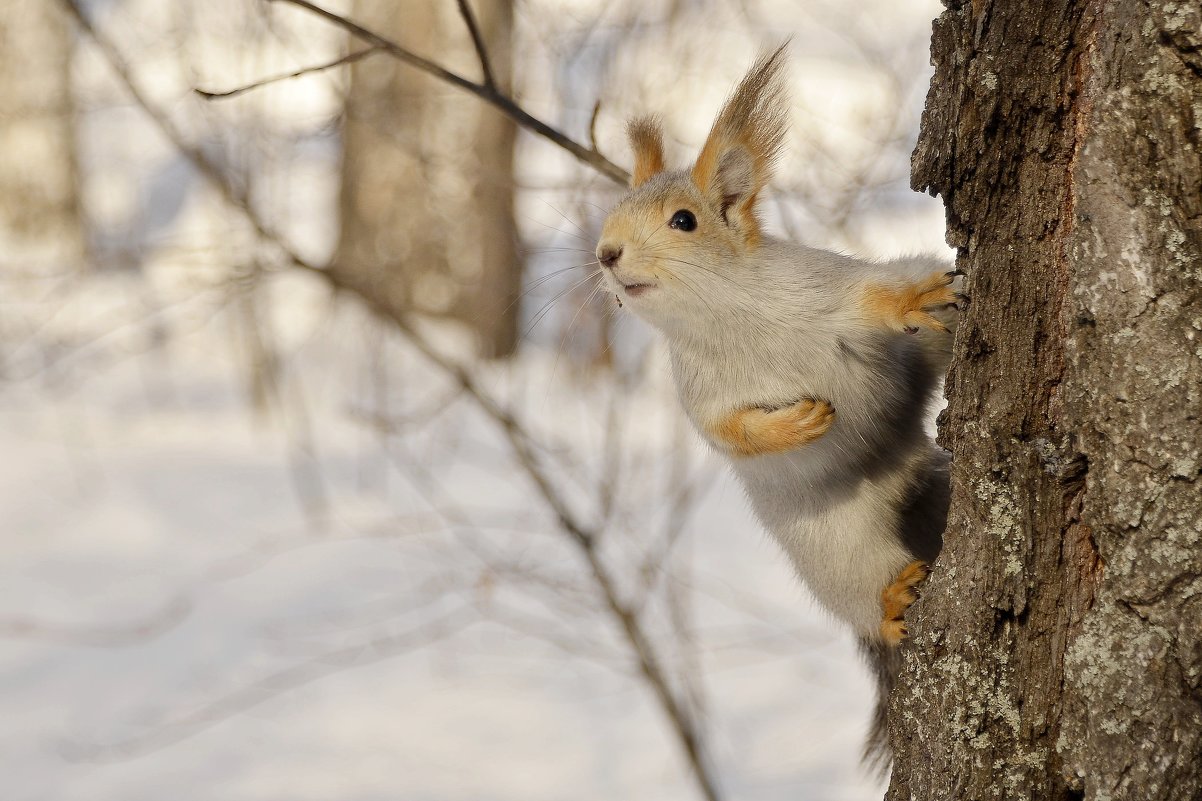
xmin=880 ymin=560 xmax=929 ymax=645
xmin=712 ymin=398 xmax=835 ymax=457
xmin=863 ymin=271 xmax=961 ymax=335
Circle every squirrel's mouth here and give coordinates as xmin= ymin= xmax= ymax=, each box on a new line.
xmin=619 ymin=281 xmax=656 ymax=297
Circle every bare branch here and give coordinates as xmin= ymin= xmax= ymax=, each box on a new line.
xmin=58 ymin=5 xmax=718 ymax=798
xmin=454 ymin=0 xmax=495 ymax=89
xmin=195 ymin=46 xmax=380 ymax=99
xmin=57 ymin=0 xmax=308 ymax=278
xmin=267 ymin=0 xmax=628 ymax=184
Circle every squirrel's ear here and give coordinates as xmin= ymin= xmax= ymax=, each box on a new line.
xmin=710 ymin=145 xmax=757 ymax=217
xmin=691 ymin=44 xmax=790 ymax=245
xmin=628 ymin=116 xmax=665 ymax=188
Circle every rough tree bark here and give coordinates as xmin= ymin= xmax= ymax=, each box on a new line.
xmin=888 ymin=1 xmax=1202 ymax=799
xmin=337 ymin=0 xmax=520 ymax=358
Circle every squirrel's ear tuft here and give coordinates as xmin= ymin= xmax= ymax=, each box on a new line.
xmin=628 ymin=116 xmax=666 ymax=188
xmin=691 ymin=44 xmax=790 ymax=245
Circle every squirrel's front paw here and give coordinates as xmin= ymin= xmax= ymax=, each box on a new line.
xmin=863 ymin=271 xmax=962 ymax=335
xmin=710 ymin=398 xmax=835 ymax=457
xmin=880 ymin=560 xmax=929 ymax=645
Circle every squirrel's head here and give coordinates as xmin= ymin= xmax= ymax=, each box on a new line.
xmin=596 ymin=45 xmax=789 ymax=333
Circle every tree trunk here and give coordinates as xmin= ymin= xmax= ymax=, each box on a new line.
xmin=0 ymin=0 xmax=83 ymax=268
xmin=336 ymin=0 xmax=520 ymax=359
xmin=888 ymin=1 xmax=1202 ymax=799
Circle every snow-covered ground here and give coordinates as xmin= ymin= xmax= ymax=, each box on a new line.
xmin=0 ymin=1 xmax=948 ymax=799
xmin=0 ymin=287 xmax=890 ymax=800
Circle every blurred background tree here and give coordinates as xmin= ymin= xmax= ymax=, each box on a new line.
xmin=338 ymin=0 xmax=521 ymax=359
xmin=0 ymin=0 xmax=84 ymax=270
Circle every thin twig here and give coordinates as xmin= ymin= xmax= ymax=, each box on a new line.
xmin=589 ymin=98 xmax=603 ymax=153
xmin=267 ymin=0 xmax=628 ymax=184
xmin=57 ymin=0 xmax=304 ymax=275
xmin=195 ymin=46 xmax=380 ymax=99
xmin=454 ymin=0 xmax=495 ymax=89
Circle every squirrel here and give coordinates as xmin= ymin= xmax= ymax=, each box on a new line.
xmin=594 ymin=45 xmax=958 ymax=767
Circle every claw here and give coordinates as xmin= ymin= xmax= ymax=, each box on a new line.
xmin=880 ymin=561 xmax=930 ymax=646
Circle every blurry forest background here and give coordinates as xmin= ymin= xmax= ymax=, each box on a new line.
xmin=0 ymin=1 xmax=947 ymax=799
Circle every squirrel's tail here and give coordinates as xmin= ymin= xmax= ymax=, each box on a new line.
xmin=858 ymin=636 xmax=901 ymax=778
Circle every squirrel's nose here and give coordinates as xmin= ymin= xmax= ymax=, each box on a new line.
xmin=597 ymin=245 xmax=623 ymax=269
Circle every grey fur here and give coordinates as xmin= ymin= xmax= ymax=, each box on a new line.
xmin=594 ymin=50 xmax=954 ymax=769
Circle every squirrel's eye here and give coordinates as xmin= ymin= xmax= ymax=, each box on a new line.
xmin=668 ymin=209 xmax=697 ymax=232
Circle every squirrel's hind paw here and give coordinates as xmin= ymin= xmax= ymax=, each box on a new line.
xmin=880 ymin=560 xmax=930 ymax=646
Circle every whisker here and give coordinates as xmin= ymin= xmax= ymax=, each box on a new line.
xmin=663 ymin=256 xmax=748 ymax=292
xmin=523 ymin=245 xmax=596 ymax=256
xmin=521 ymin=270 xmax=602 ymax=342
xmin=524 ymin=214 xmax=591 ymax=244
xmin=571 ymin=202 xmax=609 ymax=225
xmin=525 ymin=261 xmax=599 ymax=290
xmin=637 ymin=217 xmax=671 ymax=250
xmin=542 ymin=201 xmax=592 ymax=242
xmin=504 ymin=262 xmax=599 ymax=316
xmin=561 ymin=277 xmax=607 ymax=350
xmin=596 ymin=308 xmax=630 ymax=365
xmin=549 ymin=275 xmax=607 ymax=383
xmin=657 ymin=264 xmax=723 ymax=321
xmin=638 ymin=247 xmax=754 ymax=297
